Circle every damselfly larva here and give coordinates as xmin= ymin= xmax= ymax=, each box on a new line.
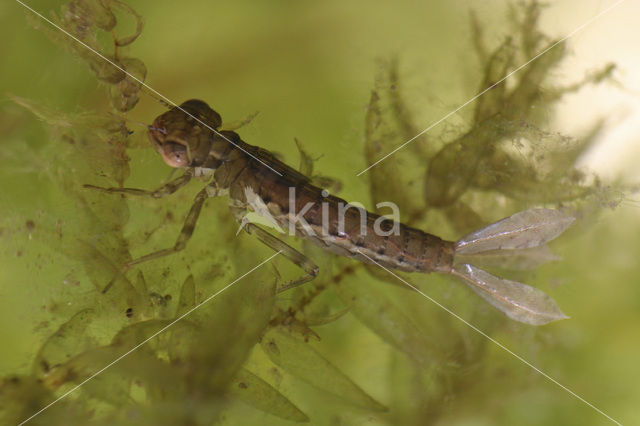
xmin=87 ymin=100 xmax=574 ymax=325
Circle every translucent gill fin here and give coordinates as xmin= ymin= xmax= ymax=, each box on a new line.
xmin=455 ymin=209 xmax=575 ymax=255
xmin=452 ymin=263 xmax=569 ymax=325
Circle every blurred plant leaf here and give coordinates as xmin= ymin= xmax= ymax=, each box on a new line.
xmin=335 ymin=277 xmax=440 ymax=366
xmin=32 ymin=308 xmax=97 ymax=378
xmin=261 ymin=326 xmax=387 ymax=411
xmin=228 ymin=368 xmax=309 ymax=423
xmin=176 ymin=274 xmax=196 ymax=317
xmin=364 ymin=61 xmax=426 ymax=221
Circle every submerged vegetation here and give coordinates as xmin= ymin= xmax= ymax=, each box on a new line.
xmin=1 ymin=0 xmax=627 ymax=425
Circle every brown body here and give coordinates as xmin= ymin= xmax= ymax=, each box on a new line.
xmin=149 ymin=100 xmax=454 ymax=274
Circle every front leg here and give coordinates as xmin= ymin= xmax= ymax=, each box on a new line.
xmin=124 ymin=183 xmax=228 ymax=268
xmin=84 ymin=169 xmax=193 ymax=198
xmin=229 ymin=205 xmax=319 ymax=292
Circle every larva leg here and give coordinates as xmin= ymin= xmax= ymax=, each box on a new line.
xmin=229 ymin=205 xmax=319 ymax=292
xmin=84 ymin=169 xmax=193 ymax=198
xmin=125 ymin=184 xmax=222 ymax=268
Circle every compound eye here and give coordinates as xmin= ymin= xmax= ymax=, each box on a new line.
xmin=162 ymin=142 xmax=189 ymax=167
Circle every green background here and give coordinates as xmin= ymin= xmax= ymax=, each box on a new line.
xmin=1 ymin=0 xmax=638 ymax=425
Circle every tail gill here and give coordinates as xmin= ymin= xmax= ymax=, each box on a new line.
xmin=450 ymin=209 xmax=575 ymax=325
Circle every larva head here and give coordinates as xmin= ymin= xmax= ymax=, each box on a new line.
xmin=148 ymin=99 xmax=222 ymax=168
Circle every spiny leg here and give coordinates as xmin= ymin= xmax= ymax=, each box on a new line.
xmin=126 ymin=184 xmax=223 ymax=268
xmin=84 ymin=169 xmax=193 ymax=198
xmin=229 ymin=205 xmax=319 ymax=292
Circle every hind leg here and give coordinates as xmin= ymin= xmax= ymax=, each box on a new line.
xmin=229 ymin=205 xmax=318 ymax=292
